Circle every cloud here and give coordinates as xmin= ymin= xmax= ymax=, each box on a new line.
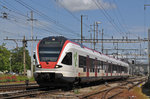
xmin=57 ymin=0 xmax=116 ymax=12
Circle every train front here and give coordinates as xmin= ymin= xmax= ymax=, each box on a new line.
xmin=34 ymin=36 xmax=72 ymax=87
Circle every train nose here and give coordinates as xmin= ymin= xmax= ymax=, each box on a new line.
xmin=40 ymin=62 xmax=57 ymax=69
xmin=34 ymin=73 xmax=63 ymax=82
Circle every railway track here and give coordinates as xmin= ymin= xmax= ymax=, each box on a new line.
xmin=0 ymin=87 xmax=51 ymax=99
xmin=0 ymin=82 xmax=38 ymax=92
xmin=0 ymin=86 xmax=77 ymax=99
xmin=0 ymin=76 xmax=147 ymax=99
xmin=80 ymin=77 xmax=147 ymax=99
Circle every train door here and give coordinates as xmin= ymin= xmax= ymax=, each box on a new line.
xmin=86 ymin=55 xmax=89 ymax=77
xmin=108 ymin=63 xmax=111 ymax=76
xmin=95 ymin=58 xmax=97 ymax=77
xmin=111 ymin=64 xmax=112 ymax=76
xmin=61 ymin=51 xmax=75 ymax=76
xmin=106 ymin=63 xmax=108 ymax=76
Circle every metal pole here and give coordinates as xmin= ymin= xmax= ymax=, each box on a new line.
xmin=23 ymin=36 xmax=26 ymax=75
xmin=31 ymin=11 xmax=34 ymax=77
xmin=90 ymin=25 xmax=92 ymax=49
xmin=27 ymin=11 xmax=37 ymax=77
xmin=117 ymin=43 xmax=118 ymax=59
xmin=96 ymin=23 xmax=98 ymax=43
xmin=101 ymin=29 xmax=104 ymax=53
xmin=94 ymin=22 xmax=96 ymax=50
xmin=140 ymin=43 xmax=142 ymax=56
xmin=148 ymin=29 xmax=150 ymax=79
xmin=81 ymin=15 xmax=83 ymax=44
xmin=90 ymin=33 xmax=92 ymax=49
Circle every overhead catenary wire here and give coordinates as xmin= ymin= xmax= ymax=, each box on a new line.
xmin=0 ymin=0 xmax=29 ymax=19
xmin=110 ymin=0 xmax=129 ymax=35
xmin=14 ymin=0 xmax=81 ymax=37
xmin=93 ymin=0 xmax=127 ymax=36
xmin=54 ymin=0 xmax=90 ymax=39
xmin=112 ymin=0 xmax=139 ymax=38
xmin=0 ymin=1 xmax=79 ymax=38
xmin=54 ymin=0 xmax=89 ymax=28
xmin=0 ymin=0 xmax=89 ymax=39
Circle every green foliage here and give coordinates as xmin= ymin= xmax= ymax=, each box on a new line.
xmin=16 ymin=75 xmax=29 ymax=81
xmin=16 ymin=76 xmax=34 ymax=82
xmin=29 ymin=77 xmax=35 ymax=81
xmin=11 ymin=47 xmax=31 ymax=74
xmin=0 ymin=44 xmax=31 ymax=75
xmin=74 ymin=89 xmax=80 ymax=94
xmin=0 ymin=43 xmax=10 ymax=72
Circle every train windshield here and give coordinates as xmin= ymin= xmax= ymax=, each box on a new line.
xmin=39 ymin=37 xmax=66 ymax=62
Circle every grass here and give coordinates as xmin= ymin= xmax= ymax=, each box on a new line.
xmin=120 ymin=87 xmax=149 ymax=99
xmin=74 ymin=88 xmax=80 ymax=94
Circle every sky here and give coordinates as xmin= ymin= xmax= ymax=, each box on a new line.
xmin=0 ymin=0 xmax=149 ymax=62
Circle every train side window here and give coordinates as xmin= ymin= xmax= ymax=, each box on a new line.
xmin=117 ymin=66 xmax=119 ymax=73
xmin=90 ymin=58 xmax=94 ymax=67
xmin=79 ymin=55 xmax=86 ymax=68
xmin=103 ymin=62 xmax=107 ymax=71
xmin=119 ymin=66 xmax=121 ymax=73
xmin=124 ymin=67 xmax=127 ymax=73
xmin=101 ymin=61 xmax=103 ymax=70
xmin=61 ymin=52 xmax=72 ymax=65
xmin=93 ymin=68 xmax=95 ymax=72
xmin=108 ymin=64 xmax=111 ymax=73
xmin=113 ymin=65 xmax=117 ymax=72
xmin=90 ymin=68 xmax=93 ymax=72
xmin=83 ymin=67 xmax=86 ymax=72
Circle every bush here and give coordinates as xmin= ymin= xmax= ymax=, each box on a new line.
xmin=0 ymin=74 xmax=35 ymax=83
xmin=0 ymin=75 xmax=17 ymax=83
xmin=16 ymin=76 xmax=28 ymax=81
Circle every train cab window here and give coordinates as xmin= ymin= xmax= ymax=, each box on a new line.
xmin=61 ymin=52 xmax=72 ymax=65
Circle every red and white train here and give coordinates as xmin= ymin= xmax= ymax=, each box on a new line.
xmin=34 ymin=36 xmax=129 ymax=87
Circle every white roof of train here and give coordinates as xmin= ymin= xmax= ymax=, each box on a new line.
xmin=69 ymin=42 xmax=129 ymax=67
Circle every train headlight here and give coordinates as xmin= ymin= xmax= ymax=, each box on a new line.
xmin=55 ymin=65 xmax=62 ymax=68
xmin=36 ymin=64 xmax=42 ymax=68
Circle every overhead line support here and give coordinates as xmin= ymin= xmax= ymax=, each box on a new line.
xmin=4 ymin=36 xmax=39 ymax=76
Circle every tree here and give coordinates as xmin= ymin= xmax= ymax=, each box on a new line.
xmin=0 ymin=43 xmax=10 ymax=72
xmin=11 ymin=47 xmax=31 ymax=74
